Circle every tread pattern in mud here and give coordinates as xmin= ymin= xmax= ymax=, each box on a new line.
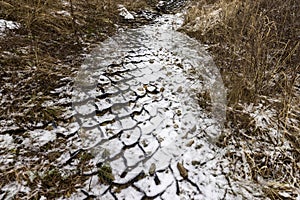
xmin=72 ymin=15 xmax=229 ymax=199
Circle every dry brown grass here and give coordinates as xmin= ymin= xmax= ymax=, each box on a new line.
xmin=0 ymin=2 xmax=157 ymax=197
xmin=184 ymin=0 xmax=299 ymax=104
xmin=183 ymin=0 xmax=299 ymax=198
xmin=0 ymin=0 xmax=157 ymax=130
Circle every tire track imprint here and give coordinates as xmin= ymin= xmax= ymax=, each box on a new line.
xmin=72 ymin=14 xmax=230 ymax=199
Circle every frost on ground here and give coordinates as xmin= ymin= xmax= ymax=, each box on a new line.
xmin=224 ymin=100 xmax=300 ymax=199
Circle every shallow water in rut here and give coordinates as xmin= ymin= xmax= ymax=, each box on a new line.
xmin=71 ymin=14 xmax=231 ymax=199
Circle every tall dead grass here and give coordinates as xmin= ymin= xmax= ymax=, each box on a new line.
xmin=0 ymin=0 xmax=157 ymax=128
xmin=183 ymin=0 xmax=299 ymax=198
xmin=184 ymin=0 xmax=299 ymax=103
xmin=0 ymin=0 xmax=157 ymax=198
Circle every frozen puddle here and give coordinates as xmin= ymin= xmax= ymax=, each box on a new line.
xmin=72 ymin=14 xmax=230 ymax=199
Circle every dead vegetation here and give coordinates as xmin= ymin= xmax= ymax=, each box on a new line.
xmin=0 ymin=0 xmax=158 ymax=198
xmin=0 ymin=140 xmax=93 ymax=199
xmin=183 ymin=0 xmax=299 ymax=198
xmin=0 ymin=0 xmax=158 ymax=131
xmin=1 ymin=0 xmax=299 ymax=198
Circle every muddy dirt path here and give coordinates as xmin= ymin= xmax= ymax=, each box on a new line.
xmin=71 ymin=13 xmax=233 ymax=199
xmin=0 ymin=6 xmax=253 ymax=200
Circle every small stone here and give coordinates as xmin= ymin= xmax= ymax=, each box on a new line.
xmin=190 ymin=125 xmax=197 ymax=133
xmin=152 ymin=95 xmax=159 ymax=100
xmin=157 ymin=136 xmax=164 ymax=143
xmin=177 ymin=86 xmax=183 ymax=93
xmin=177 ymin=162 xmax=188 ymax=179
xmin=149 ymin=59 xmax=155 ymax=64
xmin=141 ymin=139 xmax=148 ymax=147
xmin=149 ymin=163 xmax=156 ymax=176
xmin=176 ymin=63 xmax=183 ymax=68
xmin=191 ymin=160 xmax=201 ymax=166
xmin=176 ymin=110 xmax=182 ymax=116
xmin=120 ymin=171 xmax=127 ymax=178
xmin=186 ymin=139 xmax=194 ymax=147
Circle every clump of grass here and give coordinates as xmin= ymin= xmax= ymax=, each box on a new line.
xmin=183 ymin=0 xmax=299 ymax=198
xmin=98 ymin=163 xmax=115 ymax=185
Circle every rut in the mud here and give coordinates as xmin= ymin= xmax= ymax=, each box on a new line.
xmin=72 ymin=14 xmax=230 ymax=199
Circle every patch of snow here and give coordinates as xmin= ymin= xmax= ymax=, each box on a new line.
xmin=0 ymin=182 xmax=30 ymax=200
xmin=118 ymin=5 xmax=135 ymax=20
xmin=40 ymin=196 xmax=47 ymax=200
xmin=84 ymin=176 xmax=110 ymax=196
xmin=0 ymin=120 xmax=20 ymax=133
xmin=278 ymin=191 xmax=293 ymax=198
xmin=29 ymin=129 xmax=56 ymax=146
xmin=241 ymin=103 xmax=277 ymax=129
xmin=115 ymin=186 xmax=144 ymax=199
xmin=157 ymin=1 xmax=165 ymax=8
xmin=250 ymin=104 xmax=276 ymax=129
xmin=56 ymin=10 xmax=71 ymax=17
xmin=0 ymin=19 xmax=19 ymax=35
xmin=134 ymin=172 xmax=174 ymax=197
xmin=0 ymin=134 xmax=14 ymax=149
xmin=60 ymin=0 xmax=70 ymax=6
